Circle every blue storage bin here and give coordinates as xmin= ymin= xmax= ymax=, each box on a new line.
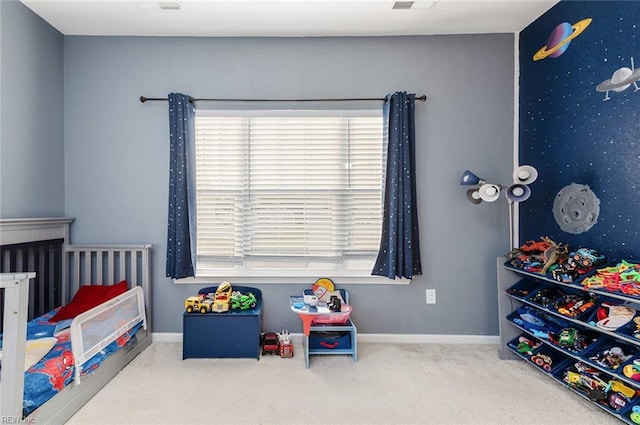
xmin=587 ymin=300 xmax=639 ymax=334
xmin=614 ymin=318 xmax=640 ymax=341
xmin=581 ymin=337 xmax=639 ymax=373
xmin=554 ymin=360 xmax=626 ymax=412
xmin=309 ymin=331 xmax=351 ymax=350
xmin=525 ymin=283 xmax=568 ymax=309
xmin=507 ymin=334 xmax=543 ymax=358
xmin=616 ymin=352 xmax=640 ymax=383
xmin=549 ymin=326 xmax=600 ymax=356
xmin=505 ymin=279 xmax=541 ymax=300
xmin=579 ymin=258 xmax=640 ymax=298
xmin=528 ymin=345 xmax=570 ymax=374
xmin=596 ymin=378 xmax=637 ymax=414
xmin=621 ymin=399 xmax=640 ymax=423
xmin=554 ymin=291 xmax=598 ymax=321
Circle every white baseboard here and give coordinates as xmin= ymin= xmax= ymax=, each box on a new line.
xmin=359 ymin=333 xmax=499 ymax=344
xmin=152 ymin=333 xmax=183 ymax=342
xmin=152 ymin=332 xmax=499 ymax=345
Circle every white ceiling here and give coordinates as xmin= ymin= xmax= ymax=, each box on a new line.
xmin=19 ymin=0 xmax=558 ymax=37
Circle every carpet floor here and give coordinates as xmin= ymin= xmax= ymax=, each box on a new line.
xmin=66 ymin=341 xmax=620 ymax=425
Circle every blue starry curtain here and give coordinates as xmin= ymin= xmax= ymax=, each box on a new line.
xmin=166 ymin=93 xmax=196 ymax=279
xmin=372 ymin=91 xmax=422 ymax=279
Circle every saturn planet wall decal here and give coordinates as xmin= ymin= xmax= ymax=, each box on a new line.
xmin=533 ymin=18 xmax=592 ymax=61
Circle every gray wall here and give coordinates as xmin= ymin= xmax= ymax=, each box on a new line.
xmin=2 ymin=1 xmax=516 ymax=335
xmin=63 ymin=34 xmax=514 ymax=334
xmin=0 ymin=1 xmax=64 ymax=218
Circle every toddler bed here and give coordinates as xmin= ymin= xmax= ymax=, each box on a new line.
xmin=0 ymin=218 xmax=152 ymax=425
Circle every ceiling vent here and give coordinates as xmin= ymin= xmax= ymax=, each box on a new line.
xmin=158 ymin=2 xmax=181 ymax=11
xmin=392 ymin=1 xmax=415 ymax=9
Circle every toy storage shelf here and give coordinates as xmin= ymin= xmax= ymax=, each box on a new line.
xmin=498 ymin=258 xmax=640 ymax=424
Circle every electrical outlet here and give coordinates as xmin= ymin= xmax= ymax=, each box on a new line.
xmin=426 ymin=289 xmax=436 ymax=304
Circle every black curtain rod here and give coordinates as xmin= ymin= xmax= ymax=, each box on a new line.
xmin=139 ymin=94 xmax=427 ymax=103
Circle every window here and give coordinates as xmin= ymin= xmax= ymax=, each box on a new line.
xmin=193 ymin=108 xmax=384 ymax=282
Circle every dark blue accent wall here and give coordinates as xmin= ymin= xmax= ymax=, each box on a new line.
xmin=519 ymin=1 xmax=640 ymax=259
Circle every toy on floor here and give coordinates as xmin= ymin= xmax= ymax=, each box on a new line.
xmin=261 ymin=332 xmax=280 ymax=356
xmin=278 ymin=330 xmax=294 ymax=358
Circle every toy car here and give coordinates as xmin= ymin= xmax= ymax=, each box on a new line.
xmin=529 ymin=287 xmax=566 ymax=308
xmin=556 ymin=294 xmax=595 ymax=317
xmin=570 ymin=248 xmax=606 ymax=269
xmin=230 ymin=291 xmax=257 ymax=310
xmin=184 ymin=295 xmax=212 ymax=314
xmin=556 ymin=328 xmax=587 ymax=352
xmin=531 ymin=353 xmax=553 ymax=371
xmin=261 ymin=332 xmax=280 ymax=355
xmin=551 ymin=265 xmax=580 ymax=283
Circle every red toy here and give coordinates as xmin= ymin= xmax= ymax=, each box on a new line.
xmin=261 ymin=332 xmax=280 ymax=356
xmin=278 ymin=330 xmax=294 ymax=358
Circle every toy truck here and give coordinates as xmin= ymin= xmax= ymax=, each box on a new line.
xmin=278 ymin=330 xmax=294 ymax=358
xmin=261 ymin=332 xmax=280 ymax=355
xmin=211 ymin=281 xmax=233 ymax=313
xmin=184 ymin=296 xmax=212 ymax=314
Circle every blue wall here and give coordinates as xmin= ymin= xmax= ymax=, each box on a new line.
xmin=519 ymin=1 xmax=640 ymax=259
xmin=0 ymin=1 xmax=65 ymax=217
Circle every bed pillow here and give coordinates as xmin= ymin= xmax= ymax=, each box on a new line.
xmin=0 ymin=337 xmax=57 ymax=371
xmin=50 ymin=280 xmax=128 ymax=322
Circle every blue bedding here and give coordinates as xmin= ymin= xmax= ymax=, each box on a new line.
xmin=1 ymin=308 xmax=142 ymax=416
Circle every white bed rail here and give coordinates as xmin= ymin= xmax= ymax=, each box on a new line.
xmin=70 ymin=286 xmax=146 ymax=385
xmin=0 ymin=273 xmax=35 ymax=420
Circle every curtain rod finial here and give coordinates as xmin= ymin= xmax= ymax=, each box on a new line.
xmin=139 ymin=96 xmax=148 ymax=103
xmin=416 ymin=95 xmax=427 ymax=102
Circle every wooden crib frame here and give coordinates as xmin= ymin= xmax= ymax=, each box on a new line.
xmin=0 ymin=218 xmax=153 ymax=425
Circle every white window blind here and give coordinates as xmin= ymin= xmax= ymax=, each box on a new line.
xmin=194 ymin=109 xmax=384 ymax=278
